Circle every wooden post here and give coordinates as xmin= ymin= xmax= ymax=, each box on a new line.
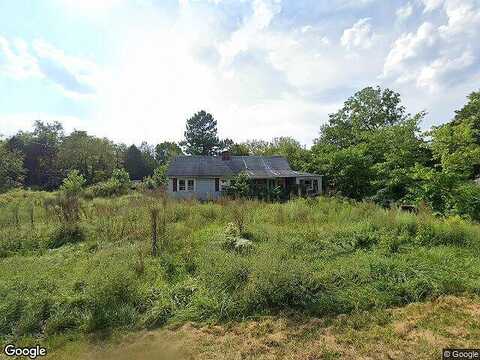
xmin=29 ymin=203 xmax=34 ymax=228
xmin=151 ymin=208 xmax=159 ymax=257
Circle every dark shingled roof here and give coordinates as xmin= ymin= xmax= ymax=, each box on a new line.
xmin=167 ymin=155 xmax=320 ymax=178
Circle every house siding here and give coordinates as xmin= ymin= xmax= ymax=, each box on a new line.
xmin=167 ymin=177 xmax=223 ymax=200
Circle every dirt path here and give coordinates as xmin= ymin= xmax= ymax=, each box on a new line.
xmin=49 ymin=296 xmax=480 ymax=360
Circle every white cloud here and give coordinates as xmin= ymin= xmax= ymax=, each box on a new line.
xmin=421 ymin=0 xmax=444 ymax=12
xmin=396 ymin=2 xmax=413 ymax=21
xmin=417 ymin=50 xmax=475 ymax=91
xmin=0 ymin=37 xmax=40 ymax=79
xmin=439 ymin=0 xmax=480 ymax=37
xmin=341 ymin=18 xmax=375 ymax=51
xmin=218 ymin=0 xmax=282 ymax=69
xmin=2 ymin=0 xmax=479 ymax=145
xmin=384 ymin=0 xmax=480 ymax=91
xmin=0 ymin=36 xmax=100 ymax=98
xmin=383 ymin=22 xmax=437 ymax=80
xmin=301 ymin=25 xmax=313 ymax=33
xmin=32 ymin=40 xmax=100 ymax=97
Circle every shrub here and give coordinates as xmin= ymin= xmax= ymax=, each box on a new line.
xmin=60 ymin=170 xmax=86 ymax=197
xmin=85 ymin=271 xmax=141 ymax=332
xmin=111 ymin=168 xmax=131 ymax=190
xmin=222 ymin=222 xmax=252 ymax=253
xmin=224 ymin=172 xmax=250 ymax=199
xmin=48 ymin=224 xmax=85 ymax=249
xmin=89 ymin=179 xmax=124 ymax=198
xmin=451 ymin=182 xmax=480 ymax=221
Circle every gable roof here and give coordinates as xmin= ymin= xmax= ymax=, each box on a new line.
xmin=167 ymin=155 xmax=320 ymax=178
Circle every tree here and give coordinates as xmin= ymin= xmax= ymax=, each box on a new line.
xmin=59 ymin=130 xmax=117 ymax=184
xmin=311 ymin=144 xmax=374 ymax=200
xmin=155 ymin=141 xmax=183 ymax=165
xmin=152 ymin=165 xmax=168 ymax=187
xmin=453 ymin=90 xmax=480 ymax=130
xmin=262 ymin=137 xmax=311 ymax=171
xmin=224 ymin=172 xmax=251 ymax=199
xmin=406 ymin=91 xmax=480 ymax=219
xmin=139 ymin=142 xmax=157 ymax=176
xmin=180 ymin=110 xmax=221 ymax=155
xmin=0 ymin=141 xmax=25 ymax=193
xmin=311 ymin=86 xmax=428 ymax=203
xmin=125 ymin=145 xmax=150 ymax=180
xmin=243 ymin=139 xmax=271 ymax=155
xmin=227 ymin=142 xmax=250 ymax=156
xmin=8 ymin=121 xmax=64 ymax=190
xmin=317 ymin=86 xmax=409 ymax=149
xmin=430 ymin=91 xmax=480 ymax=180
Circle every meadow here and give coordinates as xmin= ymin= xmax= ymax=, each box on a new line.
xmin=1 ymin=190 xmax=480 ymax=357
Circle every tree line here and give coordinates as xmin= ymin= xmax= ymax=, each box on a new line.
xmin=1 ymin=87 xmax=479 ymax=220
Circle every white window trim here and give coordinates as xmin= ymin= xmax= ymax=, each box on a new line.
xmin=187 ymin=179 xmax=195 ymax=192
xmin=178 ymin=179 xmax=186 ymax=191
xmin=178 ymin=178 xmax=195 ymax=192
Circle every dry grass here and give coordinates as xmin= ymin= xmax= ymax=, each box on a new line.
xmin=49 ymin=295 xmax=480 ymax=360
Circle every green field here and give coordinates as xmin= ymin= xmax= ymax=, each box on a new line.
xmin=1 ymin=190 xmax=480 ymax=358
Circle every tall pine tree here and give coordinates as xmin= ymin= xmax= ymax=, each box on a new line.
xmin=180 ymin=111 xmax=221 ymax=155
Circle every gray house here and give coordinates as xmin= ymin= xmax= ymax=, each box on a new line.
xmin=166 ymin=152 xmax=323 ymax=200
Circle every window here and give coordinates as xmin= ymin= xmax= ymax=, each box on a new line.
xmin=215 ymin=178 xmax=220 ymax=192
xmin=173 ymin=178 xmax=177 ymax=192
xmin=179 ymin=179 xmax=186 ymax=191
xmin=187 ymin=179 xmax=194 ymax=191
xmin=305 ymin=180 xmax=312 ymax=190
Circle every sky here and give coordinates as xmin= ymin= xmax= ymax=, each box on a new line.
xmin=0 ymin=0 xmax=479 ymax=146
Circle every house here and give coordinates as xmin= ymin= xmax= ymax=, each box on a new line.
xmin=166 ymin=151 xmax=323 ymax=200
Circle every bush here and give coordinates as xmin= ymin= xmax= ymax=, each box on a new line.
xmin=48 ymin=224 xmax=86 ymax=249
xmin=89 ymin=179 xmax=124 ymax=198
xmin=86 ymin=168 xmax=131 ymax=198
xmin=60 ymin=170 xmax=86 ymax=197
xmin=85 ymin=270 xmax=142 ymax=332
xmin=451 ymin=182 xmax=480 ymax=221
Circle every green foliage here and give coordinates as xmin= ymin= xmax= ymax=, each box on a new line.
xmin=312 ymin=144 xmax=373 ymax=200
xmin=227 ymin=142 xmax=251 ymax=156
xmin=123 ymin=143 xmax=158 ymax=182
xmin=430 ymin=91 xmax=480 ymax=180
xmin=0 ymin=141 xmax=25 ymax=193
xmin=180 ymin=110 xmax=221 ymax=155
xmin=8 ymin=121 xmax=64 ymax=190
xmin=1 ymin=193 xmax=480 ymax=346
xmin=48 ymin=224 xmax=85 ymax=249
xmin=111 ymin=168 xmax=131 ymax=189
xmin=87 ymin=169 xmax=130 ymax=198
xmin=60 ymin=170 xmax=86 ymax=197
xmin=155 ymin=142 xmax=183 ymax=165
xmin=451 ymin=182 xmax=480 ymax=221
xmin=311 ymin=86 xmax=430 ymax=205
xmin=152 ymin=165 xmax=168 ymax=187
xmin=224 ymin=172 xmax=251 ymax=199
xmin=59 ymin=130 xmax=118 ymax=184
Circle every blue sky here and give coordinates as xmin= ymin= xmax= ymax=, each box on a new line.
xmin=0 ymin=0 xmax=479 ymax=145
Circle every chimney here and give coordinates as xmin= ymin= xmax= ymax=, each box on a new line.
xmin=221 ymin=151 xmax=231 ymax=161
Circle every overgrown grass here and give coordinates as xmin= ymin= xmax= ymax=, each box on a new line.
xmin=1 ymin=190 xmax=479 ymax=349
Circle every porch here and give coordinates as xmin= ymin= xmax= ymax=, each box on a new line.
xmin=250 ymin=174 xmax=323 ymax=199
